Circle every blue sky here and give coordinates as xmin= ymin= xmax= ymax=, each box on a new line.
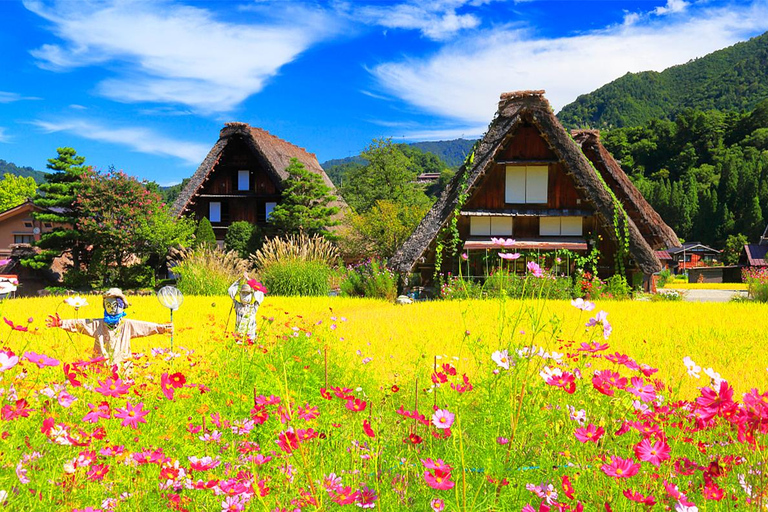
xmin=2 ymin=0 xmax=768 ymax=185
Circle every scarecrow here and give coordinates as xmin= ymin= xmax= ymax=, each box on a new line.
xmin=228 ymin=272 xmax=267 ymax=340
xmin=46 ymin=288 xmax=173 ymax=369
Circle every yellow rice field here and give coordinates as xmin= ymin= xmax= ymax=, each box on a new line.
xmin=3 ymin=295 xmax=766 ymax=400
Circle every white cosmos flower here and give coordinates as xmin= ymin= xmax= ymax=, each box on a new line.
xmin=64 ymin=296 xmax=89 ymax=310
xmin=683 ymin=356 xmax=701 ymax=378
xmin=491 ymin=349 xmax=511 ymax=370
xmin=703 ymin=367 xmax=725 ymax=388
xmin=539 ymin=366 xmax=562 ymax=382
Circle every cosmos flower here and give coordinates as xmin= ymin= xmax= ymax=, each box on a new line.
xmin=683 ymin=356 xmax=701 ymax=378
xmin=64 ymin=296 xmax=89 ymax=310
xmin=424 ymin=469 xmax=455 ymax=490
xmin=526 ymin=261 xmax=544 ymax=277
xmin=586 ymin=311 xmax=612 ymax=339
xmin=601 ymin=456 xmax=640 ymax=478
xmin=23 ymin=351 xmax=59 ymax=368
xmin=634 ymin=438 xmax=671 ymax=467
xmin=499 ymin=252 xmax=521 ymax=260
xmin=94 ymin=378 xmax=130 ymax=398
xmin=113 ymin=401 xmax=149 ymax=429
xmin=492 ymin=349 xmax=511 ymax=370
xmin=570 ymin=298 xmax=596 ymax=311
xmin=574 ymin=423 xmax=604 ymax=443
xmin=432 ymin=409 xmax=455 ymax=429
xmin=0 ymin=350 xmax=19 ymax=372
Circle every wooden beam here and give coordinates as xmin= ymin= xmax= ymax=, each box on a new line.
xmin=495 ymin=159 xmax=560 ymax=165
xmin=461 ymin=209 xmax=593 ymax=217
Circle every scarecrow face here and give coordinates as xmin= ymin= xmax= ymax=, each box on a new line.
xmin=239 ymin=284 xmax=253 ymax=304
xmin=104 ymin=297 xmax=125 ymax=316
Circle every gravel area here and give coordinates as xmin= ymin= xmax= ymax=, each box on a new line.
xmin=674 ymin=289 xmax=749 ymax=302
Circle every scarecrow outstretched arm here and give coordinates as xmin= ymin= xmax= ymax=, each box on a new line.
xmin=60 ymin=319 xmax=98 ymax=337
xmin=125 ymin=319 xmax=173 ymax=338
xmin=228 ymin=280 xmax=243 ymax=302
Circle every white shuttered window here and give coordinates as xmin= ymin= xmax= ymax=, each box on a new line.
xmin=505 ymin=165 xmax=549 ymax=204
xmin=539 ymin=216 xmax=583 ymax=236
xmin=470 ymin=216 xmax=513 ymax=236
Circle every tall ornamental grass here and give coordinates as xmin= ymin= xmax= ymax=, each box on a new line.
xmin=250 ymin=233 xmax=339 ymax=270
xmin=259 ymin=260 xmax=332 ymax=296
xmin=171 ymin=246 xmax=248 ymax=295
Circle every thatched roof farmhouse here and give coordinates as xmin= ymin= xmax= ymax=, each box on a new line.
xmin=172 ymin=122 xmax=343 ymax=240
xmin=390 ymin=90 xmax=679 ymax=289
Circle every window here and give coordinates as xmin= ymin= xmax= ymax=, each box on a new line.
xmin=265 ymin=202 xmax=277 ymax=221
xmin=23 ymin=222 xmax=32 ymax=228
xmin=238 ymin=170 xmax=250 ymax=191
xmin=505 ymin=165 xmax=549 ymax=204
xmin=43 ymin=223 xmax=52 ymax=228
xmin=14 ymin=234 xmax=33 ymax=244
xmin=469 ymin=216 xmax=513 ymax=236
xmin=209 ymin=202 xmax=221 ymax=223
xmin=539 ymin=217 xmax=582 ymax=236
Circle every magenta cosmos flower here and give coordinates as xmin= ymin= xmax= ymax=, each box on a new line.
xmin=23 ymin=351 xmax=60 ymax=368
xmin=526 ymin=261 xmax=544 ymax=277
xmin=574 ymin=423 xmax=604 ymax=443
xmin=601 ymin=456 xmax=641 ymax=478
xmin=634 ymin=438 xmax=671 ymax=467
xmin=432 ymin=409 xmax=455 ymax=429
xmin=94 ymin=378 xmax=130 ymax=398
xmin=114 ymin=401 xmax=149 ymax=429
xmin=430 ymin=498 xmax=445 ymax=511
xmin=424 ymin=469 xmax=455 ymax=490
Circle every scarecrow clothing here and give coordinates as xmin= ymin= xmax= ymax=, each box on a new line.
xmin=228 ymin=279 xmax=265 ymax=339
xmin=60 ymin=318 xmax=170 ymax=365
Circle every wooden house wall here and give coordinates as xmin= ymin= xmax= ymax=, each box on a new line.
xmin=188 ymin=137 xmax=283 ymax=238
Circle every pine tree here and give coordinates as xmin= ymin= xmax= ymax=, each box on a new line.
xmin=746 ymin=194 xmax=765 ymax=241
xmin=21 ymin=148 xmax=90 ymax=270
xmin=269 ymin=158 xmax=339 ymax=237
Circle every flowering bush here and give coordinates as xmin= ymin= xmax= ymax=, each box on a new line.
xmin=339 ymin=259 xmax=397 ymax=300
xmin=743 ymin=267 xmax=768 ymax=302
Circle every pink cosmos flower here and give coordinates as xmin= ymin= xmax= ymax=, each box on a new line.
xmin=83 ymin=402 xmax=111 ymax=424
xmin=297 ymin=404 xmax=320 ymax=420
xmin=421 ymin=458 xmax=452 ymax=471
xmin=358 ymin=485 xmax=378 ymax=509
xmin=362 ymin=418 xmax=376 ymax=438
xmin=57 ymin=390 xmax=77 ymax=408
xmin=86 ymin=464 xmax=109 ymax=481
xmin=189 ymin=456 xmax=221 ymax=471
xmin=586 ymin=311 xmax=612 ymax=339
xmin=574 ymin=423 xmax=604 ymax=443
xmin=491 ymin=237 xmax=516 ymax=247
xmin=570 ymin=298 xmax=596 ymax=311
xmin=627 ymin=376 xmax=657 ymax=403
xmin=623 ymin=489 xmax=656 ymax=506
xmin=577 ymin=341 xmax=608 ymax=353
xmin=345 ymin=398 xmax=367 ymax=412
xmin=23 ymin=351 xmax=59 ymax=368
xmin=94 ymin=378 xmax=130 ymax=398
xmin=432 ymin=409 xmax=455 ymax=429
xmin=601 ymin=456 xmax=641 ymax=478
xmin=331 ymin=486 xmax=361 ymax=505
xmin=160 ymin=373 xmax=175 ymax=400
xmin=546 ymin=371 xmax=576 ymax=394
xmin=114 ymin=401 xmax=149 ymax=429
xmin=0 ymin=350 xmax=19 ymax=372
xmin=634 ymin=438 xmax=671 ymax=467
xmin=4 ymin=317 xmax=28 ymax=332
xmin=527 ymin=261 xmax=544 ymax=277
xmin=430 ymin=498 xmax=445 ymax=512
xmin=499 ymin=252 xmax=521 ymax=260
xmin=221 ymin=495 xmax=245 ymax=512
xmin=424 ymin=469 xmax=455 ymax=490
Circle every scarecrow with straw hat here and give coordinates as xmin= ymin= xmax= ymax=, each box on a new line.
xmin=46 ymin=288 xmax=173 ymax=370
xmin=228 ymin=272 xmax=267 ymax=341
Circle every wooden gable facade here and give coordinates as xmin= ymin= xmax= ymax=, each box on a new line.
xmin=390 ymin=91 xmax=676 ymax=288
xmin=172 ymin=122 xmax=342 ymax=240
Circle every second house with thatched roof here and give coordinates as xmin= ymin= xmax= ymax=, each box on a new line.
xmin=389 ymin=90 xmax=680 ymax=290
xmin=172 ymin=122 xmax=343 ymax=242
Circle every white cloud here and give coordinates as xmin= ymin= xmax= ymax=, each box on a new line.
xmin=0 ymin=128 xmax=9 ymax=143
xmin=24 ymin=0 xmax=340 ymax=113
xmin=338 ymin=0 xmax=486 ymax=40
xmin=654 ymin=0 xmax=690 ymax=16
xmin=371 ymin=1 xmax=768 ymax=126
xmin=0 ymin=91 xmax=40 ymax=103
xmin=31 ymin=119 xmax=209 ymax=165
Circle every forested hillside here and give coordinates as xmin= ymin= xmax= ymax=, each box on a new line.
xmin=559 ymin=31 xmax=768 ymax=128
xmin=602 ymin=100 xmax=768 ymax=250
xmin=0 ymin=160 xmax=46 ymax=183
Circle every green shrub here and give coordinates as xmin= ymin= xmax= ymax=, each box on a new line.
xmin=602 ymin=275 xmax=632 ymax=300
xmin=173 ymin=246 xmax=248 ymax=295
xmin=340 ymin=259 xmax=397 ymax=300
xmin=440 ymin=274 xmax=483 ymax=299
xmin=651 ymin=290 xmax=684 ymax=301
xmin=194 ymin=218 xmax=217 ymax=249
xmin=224 ymin=221 xmax=257 ymax=258
xmin=260 ymin=260 xmax=331 ymax=296
xmin=657 ymin=269 xmax=672 ymax=288
xmin=473 ymin=270 xmax=575 ymax=300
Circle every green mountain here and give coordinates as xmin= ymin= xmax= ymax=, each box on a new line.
xmin=0 ymin=159 xmax=46 ymax=183
xmin=558 ymin=31 xmax=768 ymax=128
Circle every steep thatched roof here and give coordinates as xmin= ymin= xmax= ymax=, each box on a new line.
xmin=761 ymin=223 xmax=768 ymax=246
xmin=389 ymin=90 xmax=663 ymax=275
xmin=173 ymin=122 xmax=343 ymax=216
xmin=573 ymin=130 xmax=680 ymax=250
